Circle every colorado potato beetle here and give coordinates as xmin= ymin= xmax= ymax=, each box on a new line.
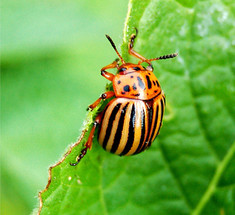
xmin=71 ymin=29 xmax=177 ymax=166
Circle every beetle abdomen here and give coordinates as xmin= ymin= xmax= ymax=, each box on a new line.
xmin=98 ymin=95 xmax=165 ymax=156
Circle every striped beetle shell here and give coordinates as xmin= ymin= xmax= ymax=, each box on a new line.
xmin=98 ymin=94 xmax=165 ymax=156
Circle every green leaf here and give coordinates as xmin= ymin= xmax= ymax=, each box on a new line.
xmin=38 ymin=0 xmax=235 ymax=214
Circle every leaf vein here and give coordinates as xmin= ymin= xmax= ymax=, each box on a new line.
xmin=191 ymin=141 xmax=235 ymax=215
xmin=158 ymin=141 xmax=193 ymax=211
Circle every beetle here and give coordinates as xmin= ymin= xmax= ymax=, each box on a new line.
xmin=71 ymin=29 xmax=177 ymax=166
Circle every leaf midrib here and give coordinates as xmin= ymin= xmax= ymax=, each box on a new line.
xmin=191 ymin=141 xmax=235 ymax=215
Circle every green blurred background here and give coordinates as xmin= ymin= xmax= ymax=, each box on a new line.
xmin=1 ymin=0 xmax=128 ymax=214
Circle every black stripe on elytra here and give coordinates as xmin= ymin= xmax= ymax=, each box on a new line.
xmin=149 ymin=104 xmax=159 ymax=143
xmin=163 ymin=95 xmax=166 ymax=105
xmin=134 ymin=108 xmax=146 ymax=154
xmin=111 ymin=103 xmax=129 ymax=153
xmin=102 ymin=103 xmax=121 ymax=149
xmin=137 ymin=76 xmax=146 ymax=90
xmin=146 ymin=75 xmax=152 ymax=89
xmin=98 ymin=105 xmax=109 ymax=139
xmin=139 ymin=105 xmax=153 ymax=153
xmin=156 ymin=98 xmax=164 ymax=136
xmin=154 ymin=91 xmax=161 ymax=98
xmin=120 ymin=104 xmax=136 ymax=156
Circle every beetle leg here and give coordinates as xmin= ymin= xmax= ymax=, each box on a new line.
xmin=101 ymin=58 xmax=119 ymax=70
xmin=87 ymin=91 xmax=115 ymax=110
xmin=70 ymin=113 xmax=102 ymax=166
xmin=128 ymin=28 xmax=151 ymax=65
xmin=100 ymin=58 xmax=119 ymax=81
xmin=101 ymin=70 xmax=115 ymax=81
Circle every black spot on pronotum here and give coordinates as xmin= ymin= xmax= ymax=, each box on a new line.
xmin=146 ymin=75 xmax=152 ymax=89
xmin=133 ymin=67 xmax=141 ymax=71
xmin=121 ymin=91 xmax=125 ymax=95
xmin=131 ymin=93 xmax=140 ymax=96
xmin=137 ymin=77 xmax=145 ymax=90
xmin=130 ymin=76 xmax=134 ymax=78
xmin=133 ymin=83 xmax=137 ymax=90
xmin=123 ymin=85 xmax=130 ymax=92
xmin=117 ymin=80 xmax=121 ymax=84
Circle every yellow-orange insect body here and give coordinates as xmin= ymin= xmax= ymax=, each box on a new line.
xmin=71 ymin=29 xmax=177 ymax=165
xmin=98 ymin=96 xmax=165 ymax=156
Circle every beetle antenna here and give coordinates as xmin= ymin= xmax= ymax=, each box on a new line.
xmin=105 ymin=35 xmax=125 ymax=64
xmin=148 ymin=53 xmax=178 ymax=61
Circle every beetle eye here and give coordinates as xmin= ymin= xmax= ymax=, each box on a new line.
xmin=119 ymin=67 xmax=127 ymax=72
xmin=133 ymin=67 xmax=141 ymax=71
